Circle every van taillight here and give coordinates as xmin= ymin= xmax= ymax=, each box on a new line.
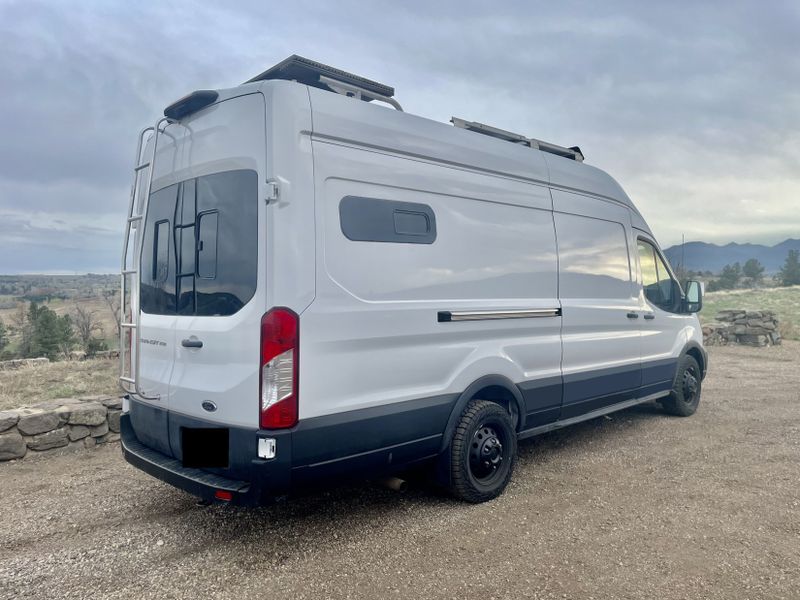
xmin=260 ymin=308 xmax=298 ymax=429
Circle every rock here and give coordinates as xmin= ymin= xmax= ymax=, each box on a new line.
xmin=0 ymin=411 xmax=19 ymax=433
xmin=90 ymin=422 xmax=109 ymax=438
xmin=104 ymin=433 xmax=121 ymax=444
xmin=102 ymin=397 xmax=123 ymax=410
xmin=738 ymin=334 xmax=768 ymax=347
xmin=68 ymin=425 xmax=91 ymax=441
xmin=68 ymin=403 xmax=107 ymax=426
xmin=84 ymin=436 xmax=97 ymax=449
xmin=17 ymin=409 xmax=65 ymax=436
xmin=0 ymin=430 xmax=26 ymax=460
xmin=26 ymin=427 xmax=69 ymax=451
xmin=107 ymin=410 xmax=121 ymax=433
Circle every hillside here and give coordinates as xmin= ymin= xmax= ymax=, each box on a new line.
xmin=663 ymin=238 xmax=800 ymax=273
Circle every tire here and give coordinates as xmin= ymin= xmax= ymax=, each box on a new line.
xmin=448 ymin=399 xmax=517 ymax=503
xmin=661 ymin=354 xmax=702 ymax=417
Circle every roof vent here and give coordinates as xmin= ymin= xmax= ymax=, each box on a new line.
xmin=247 ymin=55 xmax=402 ymax=111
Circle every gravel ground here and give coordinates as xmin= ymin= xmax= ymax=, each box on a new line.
xmin=1 ymin=343 xmax=799 ymax=600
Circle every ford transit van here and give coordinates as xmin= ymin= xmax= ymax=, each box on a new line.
xmin=119 ymin=56 xmax=707 ymax=504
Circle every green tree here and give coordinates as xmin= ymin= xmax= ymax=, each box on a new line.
xmin=717 ymin=262 xmax=742 ymax=290
xmin=778 ymin=249 xmax=800 ymax=286
xmin=26 ymin=302 xmax=74 ymax=360
xmin=0 ymin=318 xmax=8 ymax=354
xmin=742 ymin=258 xmax=765 ymax=286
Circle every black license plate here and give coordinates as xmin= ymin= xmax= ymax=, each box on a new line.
xmin=182 ymin=428 xmax=229 ymax=468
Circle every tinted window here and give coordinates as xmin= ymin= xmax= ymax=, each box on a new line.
xmin=139 ymin=169 xmax=257 ymax=316
xmin=340 ymin=196 xmax=436 ymax=244
xmin=140 ymin=184 xmax=178 ymax=314
xmin=197 ymin=211 xmax=218 ymax=279
xmin=153 ymin=221 xmax=170 ymax=282
xmin=555 ymin=213 xmax=632 ymax=299
xmin=638 ymin=239 xmax=678 ymax=311
xmin=195 ymin=171 xmax=258 ymax=316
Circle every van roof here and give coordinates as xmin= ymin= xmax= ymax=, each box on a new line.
xmin=165 ymin=69 xmax=650 ymax=232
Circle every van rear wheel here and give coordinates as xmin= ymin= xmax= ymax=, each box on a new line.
xmin=448 ymin=399 xmax=516 ymax=503
xmin=660 ymin=354 xmax=702 ymax=417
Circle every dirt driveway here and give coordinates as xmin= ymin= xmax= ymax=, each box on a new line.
xmin=1 ymin=343 xmax=799 ymax=600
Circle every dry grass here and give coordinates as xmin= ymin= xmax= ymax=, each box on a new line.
xmin=0 ymin=296 xmax=120 ymax=353
xmin=0 ymin=358 xmax=119 ymax=411
xmin=701 ymin=284 xmax=800 ymax=340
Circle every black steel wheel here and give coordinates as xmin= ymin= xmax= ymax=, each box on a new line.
xmin=448 ymin=399 xmax=517 ymax=503
xmin=661 ymin=354 xmax=702 ymax=417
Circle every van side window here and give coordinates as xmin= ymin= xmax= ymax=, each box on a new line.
xmin=554 ymin=213 xmax=632 ymax=299
xmin=339 ymin=196 xmax=436 ymax=244
xmin=638 ymin=239 xmax=678 ymax=311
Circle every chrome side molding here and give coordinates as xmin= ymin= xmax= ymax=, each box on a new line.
xmin=437 ymin=308 xmax=561 ymax=322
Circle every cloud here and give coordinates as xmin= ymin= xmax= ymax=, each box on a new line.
xmin=0 ymin=0 xmax=798 ymax=273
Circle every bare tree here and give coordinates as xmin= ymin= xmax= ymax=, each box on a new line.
xmin=102 ymin=289 xmax=121 ymax=333
xmin=73 ymin=304 xmax=104 ymax=353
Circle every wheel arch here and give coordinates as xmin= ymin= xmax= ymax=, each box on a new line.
xmin=682 ymin=341 xmax=708 ymax=380
xmin=437 ymin=374 xmax=526 ymax=454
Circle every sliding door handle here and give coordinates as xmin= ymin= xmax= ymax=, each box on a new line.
xmin=626 ymin=312 xmax=639 ymax=319
xmin=643 ymin=313 xmax=655 ymax=320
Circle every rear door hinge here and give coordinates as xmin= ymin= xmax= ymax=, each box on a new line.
xmin=265 ymin=179 xmax=279 ymax=203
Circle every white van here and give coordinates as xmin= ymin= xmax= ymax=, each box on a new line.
xmin=119 ymin=56 xmax=707 ymax=504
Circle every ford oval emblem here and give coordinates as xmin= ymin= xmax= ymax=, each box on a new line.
xmin=201 ymin=400 xmax=217 ymax=413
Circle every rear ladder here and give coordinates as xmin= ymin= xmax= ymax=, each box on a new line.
xmin=119 ymin=117 xmax=170 ymax=400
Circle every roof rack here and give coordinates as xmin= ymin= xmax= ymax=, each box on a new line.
xmin=247 ymin=55 xmax=402 ymax=111
xmin=451 ymin=117 xmax=584 ymax=162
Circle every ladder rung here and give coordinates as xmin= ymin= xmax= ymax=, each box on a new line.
xmin=120 ymin=376 xmax=135 ymax=384
xmin=134 ymin=162 xmax=151 ymax=171
xmin=121 ymin=322 xmax=137 ymax=329
xmin=127 ymin=215 xmax=143 ymax=223
xmin=122 ymin=269 xmax=138 ymax=275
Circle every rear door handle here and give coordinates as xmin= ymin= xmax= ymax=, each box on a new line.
xmin=626 ymin=312 xmax=639 ymax=319
xmin=181 ymin=338 xmax=203 ymax=348
xmin=643 ymin=313 xmax=655 ymax=320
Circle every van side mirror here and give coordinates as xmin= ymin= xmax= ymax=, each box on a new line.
xmin=684 ymin=280 xmax=703 ymax=313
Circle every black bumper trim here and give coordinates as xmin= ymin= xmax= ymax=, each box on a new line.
xmin=120 ymin=414 xmax=251 ymax=501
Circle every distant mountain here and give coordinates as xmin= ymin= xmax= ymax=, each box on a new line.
xmin=663 ymin=238 xmax=800 ymax=274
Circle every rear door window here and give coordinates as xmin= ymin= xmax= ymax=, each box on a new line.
xmin=140 ymin=169 xmax=258 ymax=316
xmin=140 ymin=184 xmax=178 ymax=314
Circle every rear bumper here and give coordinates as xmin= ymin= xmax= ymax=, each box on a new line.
xmin=120 ymin=408 xmax=292 ymax=506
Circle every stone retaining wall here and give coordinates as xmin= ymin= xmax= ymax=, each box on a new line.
xmin=0 ymin=396 xmax=123 ymax=461
xmin=703 ymin=310 xmax=781 ymax=347
xmin=0 ymin=357 xmax=50 ymax=371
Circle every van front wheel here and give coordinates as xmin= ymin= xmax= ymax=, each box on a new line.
xmin=661 ymin=354 xmax=702 ymax=417
xmin=448 ymin=399 xmax=517 ymax=503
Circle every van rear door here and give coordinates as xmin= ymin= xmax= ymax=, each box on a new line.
xmin=168 ymin=169 xmax=260 ymax=432
xmin=135 ymin=181 xmax=180 ymax=455
xmin=163 ymin=92 xmax=267 ymax=449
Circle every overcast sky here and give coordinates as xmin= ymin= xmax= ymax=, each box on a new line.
xmin=1 ymin=0 xmax=798 ymax=273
